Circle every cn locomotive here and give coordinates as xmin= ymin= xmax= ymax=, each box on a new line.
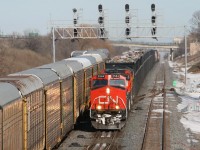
xmin=90 ymin=69 xmax=133 ymax=129
xmin=89 ymin=49 xmax=159 ymax=129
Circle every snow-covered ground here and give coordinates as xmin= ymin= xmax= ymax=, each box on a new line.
xmin=169 ymin=60 xmax=200 ymax=138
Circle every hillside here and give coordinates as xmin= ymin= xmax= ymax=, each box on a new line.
xmin=0 ymin=37 xmax=125 ymax=77
xmin=0 ymin=46 xmax=51 ymax=77
xmin=173 ymin=51 xmax=200 ymax=73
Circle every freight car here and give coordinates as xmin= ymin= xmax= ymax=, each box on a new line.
xmin=0 ymin=49 xmax=109 ymax=150
xmin=89 ymin=49 xmax=158 ymax=129
xmin=71 ymin=49 xmax=110 ymax=59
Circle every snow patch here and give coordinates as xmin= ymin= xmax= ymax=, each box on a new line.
xmin=187 ymin=139 xmax=199 ymax=143
xmin=168 ymin=61 xmax=174 ymax=67
xmin=169 ymin=60 xmax=200 ymax=135
xmin=180 ymin=112 xmax=200 ymax=134
xmin=152 ymin=109 xmax=171 ymax=113
xmin=151 ymin=116 xmax=163 ymax=119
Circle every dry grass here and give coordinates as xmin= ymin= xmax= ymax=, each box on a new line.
xmin=0 ymin=37 xmax=127 ymax=77
xmin=174 ymin=51 xmax=200 ymax=64
xmin=0 ymin=46 xmax=51 ymax=77
xmin=174 ymin=51 xmax=200 ymax=73
xmin=188 ymin=61 xmax=200 ymax=73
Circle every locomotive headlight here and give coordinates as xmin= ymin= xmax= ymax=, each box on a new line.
xmin=97 ymin=105 xmax=102 ymax=110
xmin=115 ymin=105 xmax=120 ymax=110
xmin=106 ymin=87 xmax=110 ymax=94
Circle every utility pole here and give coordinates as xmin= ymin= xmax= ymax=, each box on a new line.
xmin=52 ymin=27 xmax=56 ymax=63
xmin=184 ymin=25 xmax=187 ymax=86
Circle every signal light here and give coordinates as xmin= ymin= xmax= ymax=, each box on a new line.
xmin=151 ymin=16 xmax=156 ymax=24
xmin=98 ymin=4 xmax=103 ymax=13
xmin=98 ymin=16 xmax=104 ymax=24
xmin=73 ymin=18 xmax=77 ymax=25
xmin=125 ymin=4 xmax=129 ymax=12
xmin=73 ymin=28 xmax=78 ymax=37
xmin=151 ymin=4 xmax=155 ymax=12
xmin=73 ymin=8 xmax=77 ymax=13
xmin=125 ymin=28 xmax=131 ymax=36
xmin=125 ymin=16 xmax=130 ymax=24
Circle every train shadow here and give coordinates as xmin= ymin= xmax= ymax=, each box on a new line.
xmin=74 ymin=110 xmax=97 ymax=132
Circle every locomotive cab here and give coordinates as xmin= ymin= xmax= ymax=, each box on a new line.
xmin=89 ymin=73 xmax=130 ymax=129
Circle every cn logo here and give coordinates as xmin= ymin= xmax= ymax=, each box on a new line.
xmin=98 ymin=96 xmax=119 ymax=104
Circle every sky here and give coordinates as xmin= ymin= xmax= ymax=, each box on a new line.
xmin=0 ymin=0 xmax=200 ymax=37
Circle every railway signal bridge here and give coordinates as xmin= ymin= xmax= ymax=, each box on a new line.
xmin=50 ymin=4 xmax=188 ymax=62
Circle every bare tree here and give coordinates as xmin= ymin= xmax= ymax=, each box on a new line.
xmin=0 ymin=47 xmax=7 ymax=76
xmin=190 ymin=10 xmax=200 ymax=41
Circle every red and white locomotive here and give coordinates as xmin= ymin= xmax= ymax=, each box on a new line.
xmin=89 ymin=49 xmax=158 ymax=130
xmin=89 ymin=69 xmax=134 ymax=129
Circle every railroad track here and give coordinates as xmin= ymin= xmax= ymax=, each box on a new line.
xmin=86 ymin=131 xmax=120 ymax=150
xmin=141 ymin=63 xmax=169 ymax=150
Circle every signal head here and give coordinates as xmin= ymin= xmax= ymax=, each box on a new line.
xmin=151 ymin=4 xmax=155 ymax=12
xmin=125 ymin=4 xmax=129 ymax=12
xmin=73 ymin=28 xmax=78 ymax=37
xmin=125 ymin=28 xmax=131 ymax=36
xmin=98 ymin=4 xmax=103 ymax=12
xmin=125 ymin=16 xmax=130 ymax=24
xmin=151 ymin=16 xmax=156 ymax=24
xmin=73 ymin=18 xmax=77 ymax=25
xmin=98 ymin=16 xmax=104 ymax=24
xmin=73 ymin=8 xmax=77 ymax=13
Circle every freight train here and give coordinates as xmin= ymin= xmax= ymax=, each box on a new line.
xmin=0 ymin=48 xmax=158 ymax=149
xmin=89 ymin=49 xmax=159 ymax=129
xmin=0 ymin=49 xmax=108 ymax=150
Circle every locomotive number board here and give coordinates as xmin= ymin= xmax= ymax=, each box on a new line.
xmin=111 ymin=74 xmax=120 ymax=78
xmin=97 ymin=74 xmax=105 ymax=78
